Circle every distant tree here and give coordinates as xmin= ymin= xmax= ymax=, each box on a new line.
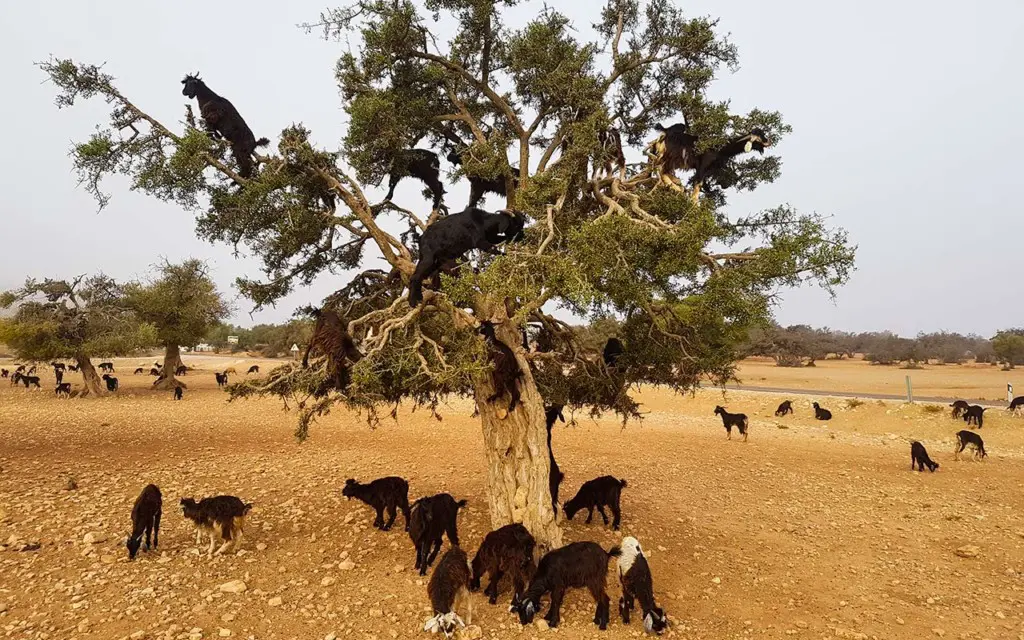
xmin=125 ymin=259 xmax=231 ymax=389
xmin=41 ymin=1 xmax=854 ymax=546
xmin=0 ymin=275 xmax=155 ymax=396
xmin=992 ymin=329 xmax=1024 ymax=368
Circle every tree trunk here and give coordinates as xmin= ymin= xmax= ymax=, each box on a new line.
xmin=476 ymin=322 xmax=562 ymax=552
xmin=152 ymin=344 xmax=186 ymax=390
xmin=76 ymin=356 xmax=107 ymax=398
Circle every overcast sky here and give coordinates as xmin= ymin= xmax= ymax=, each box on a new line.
xmin=2 ymin=1 xmax=1022 ymax=335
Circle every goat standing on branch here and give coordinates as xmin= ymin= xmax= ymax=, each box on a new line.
xmin=181 ymin=73 xmax=269 ymax=178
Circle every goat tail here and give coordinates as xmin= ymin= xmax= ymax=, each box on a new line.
xmin=606 ymin=545 xmax=622 ymax=559
xmin=456 ymin=499 xmax=468 ymax=509
xmin=255 ymin=137 xmax=270 ymax=147
xmin=618 ymin=478 xmax=628 ymax=489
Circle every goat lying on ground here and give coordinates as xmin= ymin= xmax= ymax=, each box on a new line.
xmin=714 ymin=405 xmax=749 ymax=441
xmin=563 ymin=476 xmax=627 ymax=530
xmin=479 ymin=321 xmax=523 ymax=417
xmin=408 ymin=207 xmax=527 ymax=307
xmin=910 ymin=441 xmax=939 ymax=472
xmin=409 ymin=493 xmax=468 ymax=576
xmin=963 ymin=405 xmax=986 ymax=428
xmin=603 ymin=337 xmax=624 ymax=368
xmin=775 ymin=400 xmax=793 ymax=416
xmin=425 ymin=546 xmax=473 ymax=637
xmin=55 ymin=383 xmax=72 ymax=398
xmin=950 ymin=400 xmax=970 ymax=419
xmin=386 ymin=149 xmax=446 ymax=210
xmin=181 ymin=73 xmax=270 ymax=179
xmin=1009 ymin=396 xmax=1024 ymax=414
xmin=180 ymin=495 xmax=253 ymax=557
xmin=470 ymin=523 xmax=536 ymax=606
xmin=102 ymin=374 xmax=119 ymax=392
xmin=955 ymin=430 xmax=987 ymax=460
xmin=512 ymin=541 xmax=621 ymax=629
xmin=126 ymin=484 xmax=162 ymax=559
xmin=618 ymin=536 xmax=668 ymax=634
xmin=546 ymin=405 xmax=566 ymax=512
xmin=812 ymin=402 xmax=832 ymax=421
xmin=342 ymin=477 xmax=411 ymax=531
xmin=174 ymin=387 xmax=183 ymax=401
xmin=446 ymin=148 xmax=519 ymax=208
xmin=247 ymin=365 xmax=259 ymax=374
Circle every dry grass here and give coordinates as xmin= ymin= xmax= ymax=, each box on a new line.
xmin=0 ymin=356 xmax=1022 ymax=640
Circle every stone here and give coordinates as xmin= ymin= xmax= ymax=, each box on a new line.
xmin=83 ymin=532 xmax=107 ymax=544
xmin=465 ymin=625 xmax=483 ymax=639
xmin=218 ymin=629 xmax=232 ymax=637
xmin=954 ymin=545 xmax=980 ymax=558
xmin=535 ymin=619 xmax=549 ymax=631
xmin=268 ymin=596 xmax=283 ymax=607
xmin=321 ymin=577 xmax=336 ymax=587
xmin=218 ymin=580 xmax=247 ymax=594
xmin=339 ymin=560 xmax=355 ymax=570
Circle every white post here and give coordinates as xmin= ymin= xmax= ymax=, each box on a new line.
xmin=1008 ymin=383 xmax=1013 ymax=403
xmin=905 ymin=375 xmax=913 ymax=403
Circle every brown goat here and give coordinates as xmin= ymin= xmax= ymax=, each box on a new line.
xmin=469 ymin=523 xmax=537 ymax=606
xmin=425 ymin=546 xmax=473 ymax=636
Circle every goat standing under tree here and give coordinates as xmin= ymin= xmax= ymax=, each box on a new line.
xmin=41 ymin=0 xmax=855 ymax=549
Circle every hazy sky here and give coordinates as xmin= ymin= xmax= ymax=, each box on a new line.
xmin=2 ymin=1 xmax=1022 ymax=335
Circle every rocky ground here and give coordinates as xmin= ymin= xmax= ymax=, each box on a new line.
xmin=1 ymin=362 xmax=1023 ymax=639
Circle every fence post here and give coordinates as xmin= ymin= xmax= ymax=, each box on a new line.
xmin=1009 ymin=383 xmax=1014 ymax=403
xmin=905 ymin=375 xmax=913 ymax=403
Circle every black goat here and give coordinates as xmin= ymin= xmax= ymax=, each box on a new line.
xmin=425 ymin=546 xmax=473 ymax=636
xmin=181 ymin=73 xmax=269 ymax=179
xmin=1008 ymin=396 xmax=1024 ymax=414
xmin=26 ymin=365 xmax=36 ymax=375
xmin=134 ymin=367 xmax=145 ymax=375
xmin=963 ymin=405 xmax=986 ymax=428
xmin=50 ymin=361 xmax=66 ymax=371
xmin=408 ymin=493 xmax=467 ymax=576
xmin=910 ymin=441 xmax=939 ymax=472
xmin=812 ymin=402 xmax=832 ymax=421
xmin=955 ymin=430 xmax=987 ymax=460
xmin=247 ymin=365 xmax=259 ymax=374
xmin=0 ymin=369 xmax=7 ymax=378
xmin=408 ymin=207 xmax=526 ymax=307
xmin=19 ymin=374 xmax=41 ymax=389
xmin=775 ymin=400 xmax=794 ymax=416
xmin=691 ymin=130 xmax=769 ymax=190
xmin=149 ymin=367 xmax=161 ymax=377
xmin=54 ymin=368 xmax=64 ymax=385
xmin=603 ymin=337 xmax=624 ymax=368
xmin=512 ymin=541 xmax=621 ymax=630
xmin=563 ymin=476 xmax=627 ymax=530
xmin=387 ymin=149 xmax=446 ymax=210
xmin=470 ymin=523 xmax=536 ymax=606
xmin=175 ymin=365 xmax=188 ymax=376
xmin=180 ymin=495 xmax=253 ymax=557
xmin=126 ymin=484 xmax=162 ymax=560
xmin=342 ymin=477 xmax=411 ymax=531
xmin=714 ymin=405 xmax=749 ymax=441
xmin=950 ymin=400 xmax=970 ymax=419
xmin=55 ymin=383 xmax=72 ymax=397
xmin=649 ymin=122 xmax=698 ymax=188
xmin=479 ymin=321 xmax=523 ymax=416
xmin=98 ymin=362 xmax=114 ymax=372
xmin=546 ymin=405 xmax=566 ymax=512
xmin=617 ymin=536 xmax=668 ymax=634
xmin=446 ymin=148 xmax=520 ymax=208
xmin=173 ymin=387 xmax=183 ymax=401
xmin=215 ymin=372 xmax=228 ymax=387
xmin=68 ymin=364 xmax=79 ymax=372
xmin=102 ymin=374 xmax=119 ymax=392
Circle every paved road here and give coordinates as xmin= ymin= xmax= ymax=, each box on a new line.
xmin=704 ymin=383 xmax=1009 ymax=409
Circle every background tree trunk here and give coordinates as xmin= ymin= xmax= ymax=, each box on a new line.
xmin=152 ymin=344 xmax=185 ymax=390
xmin=476 ymin=322 xmax=562 ymax=552
xmin=76 ymin=356 xmax=107 ymax=397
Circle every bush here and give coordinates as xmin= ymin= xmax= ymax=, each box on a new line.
xmin=845 ymin=398 xmax=865 ymax=409
xmin=921 ymin=404 xmax=945 ymax=414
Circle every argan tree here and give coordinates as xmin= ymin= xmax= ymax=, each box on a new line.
xmin=125 ymin=259 xmax=231 ymax=389
xmin=41 ymin=0 xmax=854 ymax=547
xmin=992 ymin=329 xmax=1024 ymax=368
xmin=0 ymin=275 xmax=156 ymax=396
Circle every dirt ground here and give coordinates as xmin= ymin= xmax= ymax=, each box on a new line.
xmin=1 ymin=356 xmax=1023 ymax=640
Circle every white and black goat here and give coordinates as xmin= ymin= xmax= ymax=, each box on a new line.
xmin=469 ymin=523 xmax=536 ymax=606
xmin=563 ymin=476 xmax=627 ymax=530
xmin=409 ymin=493 xmax=468 ymax=576
xmin=342 ymin=476 xmax=411 ymax=531
xmin=512 ymin=541 xmax=621 ymax=629
xmin=617 ymin=536 xmax=668 ymax=634
xmin=424 ymin=546 xmax=473 ymax=637
xmin=126 ymin=484 xmax=162 ymax=560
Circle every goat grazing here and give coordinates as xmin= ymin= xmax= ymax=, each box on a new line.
xmin=215 ymin=372 xmax=228 ymax=387
xmin=812 ymin=402 xmax=832 ymax=421
xmin=408 ymin=493 xmax=467 ymax=576
xmin=126 ymin=484 xmax=162 ymax=560
xmin=134 ymin=367 xmax=144 ymax=375
xmin=149 ymin=367 xmax=161 ymax=376
xmin=470 ymin=523 xmax=536 ymax=606
xmin=173 ymin=386 xmax=183 ymax=401
xmin=102 ymin=374 xmax=119 ymax=392
xmin=386 ymin=149 xmax=446 ymax=210
xmin=563 ymin=476 xmax=627 ymax=530
xmin=175 ymin=365 xmax=188 ymax=376
xmin=446 ymin=148 xmax=519 ymax=208
xmin=955 ymin=430 xmax=987 ymax=460
xmin=512 ymin=541 xmax=621 ymax=630
xmin=950 ymin=400 xmax=970 ymax=419
xmin=180 ymin=495 xmax=253 ymax=557
xmin=424 ymin=546 xmax=473 ymax=637
xmin=714 ymin=406 xmax=749 ymax=441
xmin=546 ymin=405 xmax=566 ymax=512
xmin=963 ymin=405 xmax=986 ymax=428
xmin=247 ymin=365 xmax=259 ymax=374
xmin=181 ymin=73 xmax=269 ymax=179
xmin=617 ymin=536 xmax=668 ymax=634
xmin=775 ymin=400 xmax=794 ymax=416
xmin=479 ymin=321 xmax=523 ymax=416
xmin=1009 ymin=396 xmax=1024 ymax=414
xmin=407 ymin=207 xmax=526 ymax=307
xmin=55 ymin=383 xmax=72 ymax=398
xmin=603 ymin=337 xmax=624 ymax=368
xmin=342 ymin=477 xmax=411 ymax=531
xmin=910 ymin=441 xmax=939 ymax=472
xmin=98 ymin=362 xmax=115 ymax=372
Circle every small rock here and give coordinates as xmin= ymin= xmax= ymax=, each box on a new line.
xmin=795 ymin=621 xmax=808 ymax=629
xmin=220 ymin=614 xmax=235 ymax=623
xmin=268 ymin=596 xmax=283 ymax=607
xmin=0 ymin=603 xmax=7 ymax=613
xmin=130 ymin=632 xmax=145 ymax=640
xmin=932 ymin=629 xmax=945 ymax=637
xmin=369 ymin=608 xmax=383 ymax=618
xmin=535 ymin=619 xmax=549 ymax=631
xmin=954 ymin=545 xmax=980 ymax=558
xmin=339 ymin=560 xmax=356 ymax=570
xmin=255 ymin=543 xmax=268 ymax=552
xmin=218 ymin=580 xmax=247 ymax=594
xmin=325 ymin=634 xmax=337 ymax=640
xmin=711 ymin=577 xmax=721 ymax=584
xmin=218 ymin=629 xmax=232 ymax=637
xmin=83 ymin=532 xmax=107 ymax=545
xmin=833 ymin=628 xmax=867 ymax=640
xmin=465 ymin=625 xmax=483 ymax=639
xmin=65 ymin=476 xmax=78 ymax=491
xmin=896 ymin=617 xmax=905 ymax=625
xmin=321 ymin=577 xmax=336 ymax=587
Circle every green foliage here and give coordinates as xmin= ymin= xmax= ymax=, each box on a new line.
xmin=125 ymin=259 xmax=231 ymax=349
xmin=992 ymin=329 xmax=1024 ymax=366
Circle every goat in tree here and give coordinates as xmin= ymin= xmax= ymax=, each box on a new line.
xmin=649 ymin=122 xmax=698 ymax=190
xmin=690 ymin=129 xmax=769 ymax=199
xmin=446 ymin=148 xmax=520 ymax=208
xmin=385 ymin=149 xmax=446 ymax=210
xmin=181 ymin=73 xmax=269 ymax=179
xmin=303 ymin=307 xmax=364 ymax=395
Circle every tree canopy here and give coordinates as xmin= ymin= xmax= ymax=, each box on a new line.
xmin=126 ymin=259 xmax=231 ymax=351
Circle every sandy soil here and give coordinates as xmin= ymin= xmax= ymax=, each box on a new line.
xmin=0 ymin=357 xmax=1022 ymax=640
